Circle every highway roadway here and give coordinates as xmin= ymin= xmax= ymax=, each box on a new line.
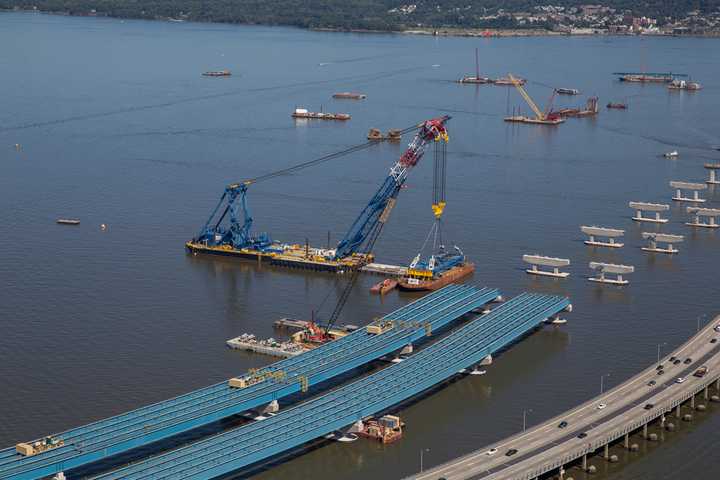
xmin=410 ymin=315 xmax=720 ymax=480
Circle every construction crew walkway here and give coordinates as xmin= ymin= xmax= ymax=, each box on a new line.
xmin=0 ymin=284 xmax=500 ymax=480
xmin=88 ymin=292 xmax=570 ymax=480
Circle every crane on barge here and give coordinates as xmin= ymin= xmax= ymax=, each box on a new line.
xmin=187 ymin=116 xmax=451 ymax=274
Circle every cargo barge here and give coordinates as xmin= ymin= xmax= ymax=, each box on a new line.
xmin=493 ymin=76 xmax=526 ymax=86
xmin=56 ymin=218 xmax=80 ymax=225
xmin=556 ymin=88 xmax=580 ymax=95
xmin=367 ymin=128 xmax=402 ymax=142
xmin=398 ymin=262 xmax=474 ymax=291
xmin=606 ymin=102 xmax=627 ymax=109
xmin=292 ymin=108 xmax=350 ymax=120
xmin=185 ymin=241 xmax=371 ymax=273
xmin=202 ymin=70 xmax=231 ymax=77
xmin=504 ymin=115 xmax=564 ymax=125
xmin=333 ymin=92 xmax=366 ymax=99
xmin=616 ymin=73 xmax=675 ymax=83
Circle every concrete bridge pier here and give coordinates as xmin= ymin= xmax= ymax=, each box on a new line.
xmin=643 ymin=423 xmax=648 ymax=438
xmin=660 ymin=414 xmax=666 ymax=428
xmin=705 ymin=386 xmax=710 ymax=400
xmin=676 ymin=405 xmax=682 ymax=418
xmin=603 ymin=444 xmax=609 ymax=460
xmin=623 ymin=432 xmax=629 ymax=449
xmin=559 ymin=465 xmax=565 ymax=480
xmin=691 ymin=395 xmax=696 ymax=409
xmin=582 ymin=453 xmax=588 ymax=470
xmin=715 ymin=378 xmax=719 ymax=391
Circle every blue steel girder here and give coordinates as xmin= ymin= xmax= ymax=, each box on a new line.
xmin=334 ymin=174 xmax=400 ymax=259
xmin=0 ymin=285 xmax=498 ymax=480
xmin=86 ymin=293 xmax=569 ymax=480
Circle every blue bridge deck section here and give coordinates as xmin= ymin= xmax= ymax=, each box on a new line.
xmin=0 ymin=285 xmax=500 ymax=480
xmin=89 ymin=292 xmax=570 ymax=480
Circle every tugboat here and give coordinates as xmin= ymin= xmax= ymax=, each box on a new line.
xmin=398 ymin=246 xmax=474 ymax=292
xmin=668 ymin=79 xmax=702 ymax=91
xmin=370 ymin=278 xmax=398 ymax=294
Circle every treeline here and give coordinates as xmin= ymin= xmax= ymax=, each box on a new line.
xmin=1 ymin=0 xmax=718 ymax=31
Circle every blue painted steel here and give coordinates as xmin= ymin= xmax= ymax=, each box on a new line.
xmin=194 ymin=183 xmax=271 ymax=250
xmin=0 ymin=284 xmax=499 ymax=480
xmin=87 ymin=293 xmax=570 ymax=480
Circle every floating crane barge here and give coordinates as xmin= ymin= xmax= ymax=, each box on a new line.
xmin=187 ymin=117 xmax=451 ymax=272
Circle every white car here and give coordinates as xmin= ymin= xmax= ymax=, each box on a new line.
xmin=676 ymin=377 xmax=686 ymax=384
xmin=597 ymin=403 xmax=607 ymax=410
xmin=715 ymin=324 xmax=720 ymax=333
xmin=486 ymin=448 xmax=498 ymax=456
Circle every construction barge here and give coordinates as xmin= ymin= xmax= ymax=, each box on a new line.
xmin=367 ymin=128 xmax=402 ymax=141
xmin=615 ymin=72 xmax=682 ymax=83
xmin=332 ymin=92 xmax=366 ymax=99
xmin=292 ymin=108 xmax=350 ymax=120
xmin=398 ymin=248 xmax=475 ymax=292
xmin=668 ymin=79 xmax=702 ymax=91
xmin=557 ymin=97 xmax=598 ymax=118
xmin=202 ymin=70 xmax=231 ymax=77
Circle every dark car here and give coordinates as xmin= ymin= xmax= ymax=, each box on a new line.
xmin=684 ymin=358 xmax=692 ymax=364
xmin=647 ymin=380 xmax=657 ymax=386
xmin=506 ymin=448 xmax=518 ymax=457
xmin=656 ymin=364 xmax=664 ymax=370
xmin=577 ymin=432 xmax=588 ymax=439
xmin=558 ymin=421 xmax=568 ymax=429
xmin=711 ymin=338 xmax=717 ymax=344
xmin=644 ymin=403 xmax=654 ymax=410
xmin=658 ymin=369 xmax=665 ymax=375
xmin=670 ymin=356 xmax=677 ymax=362
xmin=673 ymin=359 xmax=681 ymax=365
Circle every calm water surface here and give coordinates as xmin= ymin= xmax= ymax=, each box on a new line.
xmin=1 ymin=12 xmax=719 ymax=479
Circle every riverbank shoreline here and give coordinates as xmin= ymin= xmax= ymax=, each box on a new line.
xmin=3 ymin=8 xmax=720 ymax=38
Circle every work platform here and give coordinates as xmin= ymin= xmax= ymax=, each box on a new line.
xmin=88 ymin=293 xmax=571 ymax=480
xmin=0 ymin=285 xmax=499 ymax=480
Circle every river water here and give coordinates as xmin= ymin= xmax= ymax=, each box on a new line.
xmin=1 ymin=11 xmax=719 ymax=479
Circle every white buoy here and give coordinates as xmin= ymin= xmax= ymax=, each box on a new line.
xmin=670 ymin=181 xmax=707 ymax=203
xmin=629 ymin=201 xmax=669 ymax=223
xmin=100 ymin=224 xmax=107 ymax=230
xmin=588 ymin=262 xmax=634 ymax=285
xmin=580 ymin=226 xmax=625 ymax=248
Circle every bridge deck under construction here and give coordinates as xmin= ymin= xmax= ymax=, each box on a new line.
xmin=0 ymin=285 xmax=499 ymax=480
xmin=88 ymin=292 xmax=570 ymax=480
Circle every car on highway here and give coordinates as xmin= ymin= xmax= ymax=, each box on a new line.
xmin=714 ymin=323 xmax=720 ymax=332
xmin=558 ymin=421 xmax=568 ymax=429
xmin=676 ymin=377 xmax=686 ymax=383
xmin=711 ymin=338 xmax=717 ymax=344
xmin=506 ymin=448 xmax=518 ymax=457
xmin=694 ymin=366 xmax=708 ymax=377
xmin=657 ymin=369 xmax=665 ymax=375
xmin=644 ymin=403 xmax=654 ymax=410
xmin=684 ymin=358 xmax=692 ymax=364
xmin=597 ymin=403 xmax=607 ymax=410
xmin=673 ymin=359 xmax=681 ymax=365
xmin=486 ymin=448 xmax=498 ymax=456
xmin=647 ymin=380 xmax=657 ymax=386
xmin=656 ymin=364 xmax=664 ymax=370
xmin=670 ymin=356 xmax=677 ymax=362
xmin=577 ymin=432 xmax=588 ymax=439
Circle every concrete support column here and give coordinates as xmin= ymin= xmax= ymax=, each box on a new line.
xmin=705 ymin=386 xmax=709 ymax=400
xmin=559 ymin=465 xmax=565 ymax=480
xmin=582 ymin=453 xmax=588 ymax=471
xmin=716 ymin=378 xmax=720 ymax=391
xmin=643 ymin=423 xmax=648 ymax=438
xmin=676 ymin=405 xmax=681 ymax=418
xmin=604 ymin=444 xmax=609 ymax=460
xmin=661 ymin=414 xmax=666 ymax=428
xmin=691 ymin=395 xmax=696 ymax=409
xmin=624 ymin=433 xmax=629 ymax=449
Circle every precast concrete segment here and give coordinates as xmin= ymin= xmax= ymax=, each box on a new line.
xmin=410 ymin=315 xmax=720 ymax=480
xmin=88 ymin=293 xmax=569 ymax=480
xmin=0 ymin=285 xmax=500 ymax=480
